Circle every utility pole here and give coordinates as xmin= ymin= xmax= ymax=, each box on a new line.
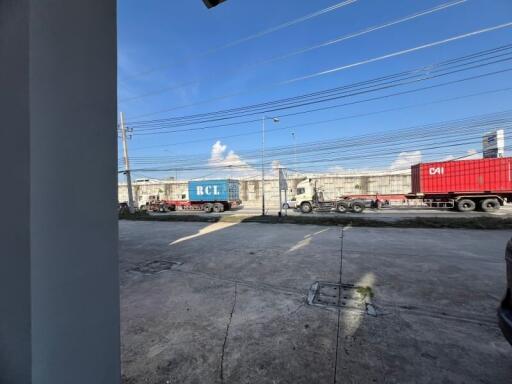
xmin=120 ymin=111 xmax=134 ymax=212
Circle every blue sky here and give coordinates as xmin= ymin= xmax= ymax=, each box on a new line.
xmin=118 ymin=0 xmax=512 ymax=180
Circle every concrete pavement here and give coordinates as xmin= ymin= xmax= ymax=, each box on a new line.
xmin=120 ymin=221 xmax=512 ymax=383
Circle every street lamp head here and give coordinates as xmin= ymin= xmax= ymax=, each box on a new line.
xmin=272 ymin=117 xmax=280 ymax=123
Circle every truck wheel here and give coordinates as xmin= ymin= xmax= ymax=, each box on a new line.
xmin=336 ymin=203 xmax=348 ymax=213
xmin=203 ymin=203 xmax=213 ymax=213
xmin=351 ymin=202 xmax=365 ymax=213
xmin=480 ymin=198 xmax=500 ymax=212
xmin=300 ymin=202 xmax=313 ymax=214
xmin=282 ymin=203 xmax=290 ymax=210
xmin=457 ymin=199 xmax=476 ymax=212
xmin=213 ymin=203 xmax=224 ymax=213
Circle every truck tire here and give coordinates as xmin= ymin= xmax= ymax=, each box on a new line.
xmin=351 ymin=201 xmax=365 ymax=213
xmin=336 ymin=202 xmax=348 ymax=213
xmin=457 ymin=199 xmax=476 ymax=212
xmin=213 ymin=203 xmax=224 ymax=213
xmin=203 ymin=203 xmax=213 ymax=213
xmin=282 ymin=203 xmax=290 ymax=210
xmin=300 ymin=202 xmax=313 ymax=214
xmin=480 ymin=198 xmax=500 ymax=212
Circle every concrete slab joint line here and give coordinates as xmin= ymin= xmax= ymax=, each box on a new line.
xmin=220 ymin=282 xmax=238 ymax=383
xmin=333 ymin=226 xmax=345 ymax=384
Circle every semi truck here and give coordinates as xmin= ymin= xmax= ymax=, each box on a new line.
xmin=406 ymin=157 xmax=512 ymax=212
xmin=287 ymin=179 xmax=367 ymax=214
xmin=289 ymin=157 xmax=512 ymax=214
xmin=142 ymin=179 xmax=242 ymax=213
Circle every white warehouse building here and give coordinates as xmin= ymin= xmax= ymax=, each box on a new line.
xmin=118 ymin=170 xmax=412 ymax=209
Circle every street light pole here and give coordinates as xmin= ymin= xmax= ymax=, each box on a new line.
xmin=261 ymin=116 xmax=266 ymax=216
xmin=261 ymin=116 xmax=279 ymax=216
xmin=292 ymin=131 xmax=297 ymax=171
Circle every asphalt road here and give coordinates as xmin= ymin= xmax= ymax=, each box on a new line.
xmin=148 ymin=204 xmax=512 ymax=220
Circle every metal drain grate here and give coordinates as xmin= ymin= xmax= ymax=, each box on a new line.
xmin=307 ymin=281 xmax=368 ymax=311
xmin=131 ymin=260 xmax=181 ymax=275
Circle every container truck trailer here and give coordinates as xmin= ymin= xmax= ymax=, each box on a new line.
xmin=142 ymin=179 xmax=242 ymax=213
xmin=289 ymin=158 xmax=511 ymax=214
xmin=406 ymin=157 xmax=512 ymax=212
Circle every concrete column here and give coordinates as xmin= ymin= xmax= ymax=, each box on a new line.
xmin=0 ymin=1 xmax=119 ymax=383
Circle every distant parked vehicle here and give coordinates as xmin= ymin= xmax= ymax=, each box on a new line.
xmin=118 ymin=202 xmax=130 ymax=215
xmin=140 ymin=195 xmax=168 ymax=212
xmin=498 ymin=238 xmax=512 ymax=345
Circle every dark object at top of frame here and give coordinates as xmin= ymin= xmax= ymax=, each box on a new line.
xmin=203 ymin=0 xmax=226 ymax=9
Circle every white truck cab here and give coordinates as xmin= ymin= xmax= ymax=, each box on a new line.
xmin=286 ymin=178 xmax=366 ymax=214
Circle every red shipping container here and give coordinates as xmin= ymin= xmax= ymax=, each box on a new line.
xmin=411 ymin=157 xmax=512 ymax=195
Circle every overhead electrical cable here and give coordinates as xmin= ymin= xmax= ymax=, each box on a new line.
xmin=119 ymin=0 xmax=467 ymax=103
xmin=128 ymin=65 xmax=512 ymax=136
xmin=127 ymin=21 xmax=512 ymax=119
xmin=125 ymin=111 xmax=511 ymax=162
xmin=122 ymin=111 xmax=512 ymax=171
xmin=127 ymin=50 xmax=512 ymax=132
xmin=127 ymin=87 xmax=512 ymax=151
xmin=126 ymin=44 xmax=512 ymax=127
xmin=119 ymin=0 xmax=358 ymax=82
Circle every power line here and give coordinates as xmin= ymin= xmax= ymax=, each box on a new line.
xmin=127 ymin=87 xmax=512 ymax=151
xmin=122 ymin=111 xmax=512 ymax=171
xmin=119 ymin=0 xmax=467 ymax=103
xmin=126 ymin=111 xmax=512 ymax=162
xmin=125 ymin=129 xmax=509 ymax=168
xmin=119 ymin=0 xmax=358 ymax=83
xmin=125 ymin=44 xmax=512 ymax=127
xmin=124 ymin=135 xmax=499 ymax=169
xmin=127 ymin=21 xmax=512 ymax=119
xmin=127 ymin=64 xmax=512 ymax=136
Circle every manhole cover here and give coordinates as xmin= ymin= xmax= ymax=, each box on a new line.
xmin=307 ymin=281 xmax=368 ymax=311
xmin=131 ymin=260 xmax=181 ymax=275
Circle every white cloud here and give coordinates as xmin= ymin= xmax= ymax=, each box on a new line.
xmin=390 ymin=150 xmax=422 ymax=170
xmin=210 ymin=141 xmax=227 ymax=163
xmin=441 ymin=149 xmax=481 ymax=162
xmin=464 ymin=148 xmax=481 ymax=160
xmin=208 ymin=141 xmax=257 ymax=177
xmin=441 ymin=155 xmax=456 ymax=161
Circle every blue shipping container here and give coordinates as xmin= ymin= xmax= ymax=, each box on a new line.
xmin=188 ymin=179 xmax=240 ymax=202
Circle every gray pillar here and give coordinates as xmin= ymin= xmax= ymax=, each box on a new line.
xmin=0 ymin=1 xmax=119 ymax=383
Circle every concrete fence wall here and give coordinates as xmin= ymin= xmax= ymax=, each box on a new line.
xmin=119 ymin=171 xmax=412 ymax=208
